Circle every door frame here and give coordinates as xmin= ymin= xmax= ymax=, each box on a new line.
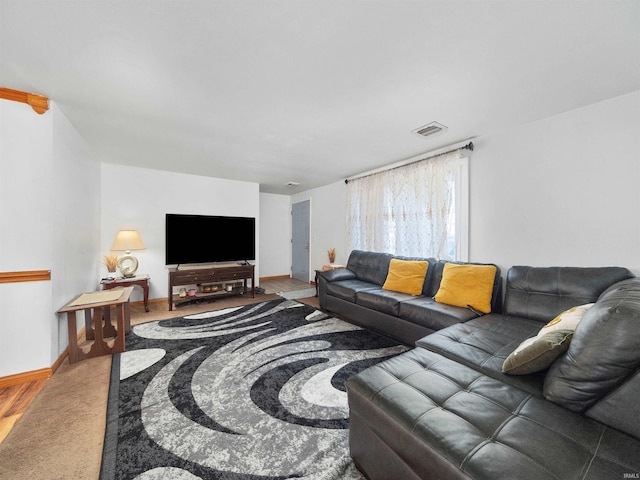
xmin=291 ymin=199 xmax=311 ymax=282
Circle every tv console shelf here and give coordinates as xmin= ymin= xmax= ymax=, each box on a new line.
xmin=168 ymin=264 xmax=255 ymax=311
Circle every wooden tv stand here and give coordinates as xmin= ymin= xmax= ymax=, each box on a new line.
xmin=168 ymin=264 xmax=255 ymax=311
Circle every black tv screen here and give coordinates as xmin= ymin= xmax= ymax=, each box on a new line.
xmin=165 ymin=214 xmax=256 ymax=265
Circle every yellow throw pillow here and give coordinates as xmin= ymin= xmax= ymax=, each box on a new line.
xmin=434 ymin=263 xmax=497 ymax=314
xmin=382 ymin=259 xmax=429 ymax=295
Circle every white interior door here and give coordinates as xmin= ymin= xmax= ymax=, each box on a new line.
xmin=291 ymin=200 xmax=310 ymax=282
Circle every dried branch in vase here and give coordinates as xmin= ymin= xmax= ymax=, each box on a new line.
xmin=103 ymin=253 xmax=119 ymax=272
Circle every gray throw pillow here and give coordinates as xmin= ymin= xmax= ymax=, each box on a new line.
xmin=502 ymin=330 xmax=573 ymax=375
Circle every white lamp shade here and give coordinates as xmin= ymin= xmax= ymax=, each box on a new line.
xmin=111 ymin=230 xmax=145 ymax=252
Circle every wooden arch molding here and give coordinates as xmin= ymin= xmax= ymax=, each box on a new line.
xmin=0 ymin=87 xmax=49 ymax=114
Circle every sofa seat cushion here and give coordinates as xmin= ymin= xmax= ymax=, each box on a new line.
xmin=417 ymin=314 xmax=545 ymax=395
xmin=399 ymin=296 xmax=478 ymax=331
xmin=347 ymin=348 xmax=640 ymax=480
xmin=324 ymin=279 xmax=379 ymax=303
xmin=356 ymin=288 xmax=415 ymax=317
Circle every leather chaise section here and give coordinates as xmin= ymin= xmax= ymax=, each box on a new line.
xmin=340 ymin=262 xmax=640 ymax=480
xmin=347 ymin=348 xmax=640 ymax=480
xmin=417 ymin=314 xmax=546 ymax=395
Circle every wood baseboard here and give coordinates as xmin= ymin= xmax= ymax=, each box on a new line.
xmin=51 ymin=348 xmax=68 ymax=374
xmin=259 ymin=274 xmax=291 ymax=282
xmin=4 ymin=316 xmax=103 ymax=387
xmin=140 ymin=298 xmax=166 ymax=306
xmin=2 ymin=291 xmax=267 ymax=387
xmin=0 ymin=368 xmax=52 ymax=389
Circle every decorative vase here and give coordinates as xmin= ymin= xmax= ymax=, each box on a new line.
xmin=328 ymin=248 xmax=336 ymax=264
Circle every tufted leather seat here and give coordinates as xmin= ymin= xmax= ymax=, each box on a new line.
xmin=347 ymin=265 xmax=639 ymax=480
xmin=417 ymin=314 xmax=546 ymax=395
xmin=356 ymin=288 xmax=414 ymax=316
xmin=348 ymin=348 xmax=640 ymax=480
xmin=324 ymin=278 xmax=379 ymax=303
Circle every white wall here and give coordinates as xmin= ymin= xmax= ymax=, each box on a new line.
xmin=0 ymin=101 xmax=53 ymax=377
xmin=259 ymin=192 xmax=291 ymax=279
xmin=470 ymin=91 xmax=640 ymax=275
xmin=51 ymin=104 xmax=101 ymax=360
xmin=290 ymin=180 xmax=347 ymax=282
xmin=2 ymin=90 xmax=637 ymax=378
xmin=0 ymin=101 xmax=99 ymax=376
xmin=100 ymin=164 xmax=260 ymax=301
xmin=301 ymin=92 xmax=640 ymax=279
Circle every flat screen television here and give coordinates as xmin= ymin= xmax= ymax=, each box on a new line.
xmin=165 ymin=214 xmax=255 ymax=266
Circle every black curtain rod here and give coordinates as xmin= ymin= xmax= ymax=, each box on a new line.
xmin=345 ymin=141 xmax=474 ymax=184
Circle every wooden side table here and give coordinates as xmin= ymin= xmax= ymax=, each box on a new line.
xmin=58 ymin=286 xmax=133 ymax=364
xmin=101 ymin=274 xmax=150 ymax=312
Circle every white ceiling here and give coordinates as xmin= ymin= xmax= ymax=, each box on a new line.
xmin=1 ymin=1 xmax=639 ymax=194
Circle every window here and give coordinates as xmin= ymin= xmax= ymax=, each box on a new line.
xmin=346 ymin=150 xmax=469 ymax=261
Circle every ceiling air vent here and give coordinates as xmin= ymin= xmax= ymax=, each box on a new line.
xmin=285 ymin=181 xmax=300 ymax=188
xmin=412 ymin=121 xmax=448 ymax=138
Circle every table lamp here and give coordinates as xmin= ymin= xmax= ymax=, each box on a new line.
xmin=111 ymin=230 xmax=145 ymax=277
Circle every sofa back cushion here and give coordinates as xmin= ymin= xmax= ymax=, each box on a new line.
xmin=543 ymin=278 xmax=640 ymax=424
xmin=346 ymin=250 xmax=394 ymax=285
xmin=503 ymin=266 xmax=633 ymax=323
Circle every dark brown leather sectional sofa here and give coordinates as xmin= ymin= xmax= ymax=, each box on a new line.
xmin=319 ymin=250 xmax=640 ymax=479
xmin=318 ymin=250 xmax=503 ymax=345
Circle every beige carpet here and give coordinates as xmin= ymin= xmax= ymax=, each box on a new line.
xmin=0 ymin=292 xmax=319 ymax=479
xmin=0 ymin=354 xmax=112 ymax=480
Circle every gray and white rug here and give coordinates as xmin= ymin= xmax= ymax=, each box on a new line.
xmin=100 ymin=299 xmax=408 ymax=480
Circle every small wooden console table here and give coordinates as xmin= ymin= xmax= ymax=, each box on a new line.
xmin=101 ymin=274 xmax=150 ymax=312
xmin=58 ymin=286 xmax=133 ymax=363
xmin=168 ymin=264 xmax=255 ymax=310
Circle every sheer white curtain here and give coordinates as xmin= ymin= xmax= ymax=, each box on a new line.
xmin=346 ymin=150 xmax=468 ymax=260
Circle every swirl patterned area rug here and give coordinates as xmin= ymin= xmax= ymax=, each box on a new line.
xmin=100 ymin=299 xmax=408 ymax=480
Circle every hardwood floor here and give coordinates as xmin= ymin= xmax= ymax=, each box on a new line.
xmin=0 ymin=380 xmax=47 ymax=443
xmin=0 ymin=276 xmax=314 ymax=445
xmin=259 ymin=276 xmax=312 ymax=294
